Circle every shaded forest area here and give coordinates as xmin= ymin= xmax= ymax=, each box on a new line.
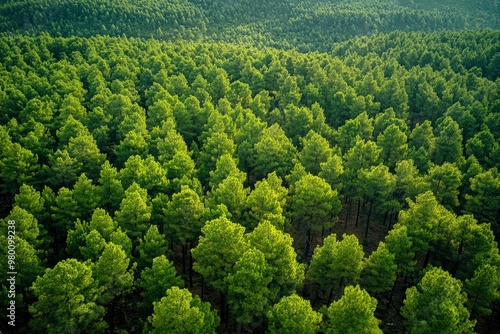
xmin=1 ymin=0 xmax=500 ymax=333
xmin=0 ymin=31 xmax=499 ymax=333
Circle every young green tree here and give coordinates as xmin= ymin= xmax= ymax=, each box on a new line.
xmin=72 ymin=173 xmax=101 ymax=222
xmin=427 ymin=162 xmax=463 ymax=209
xmin=45 ymin=149 xmax=81 ymax=188
xmin=308 ymin=234 xmax=364 ymax=303
xmin=98 ymin=161 xmax=124 ymax=214
xmin=324 ymin=285 xmax=382 ymax=334
xmin=360 ymin=242 xmax=397 ymax=295
xmin=164 ymin=185 xmax=205 ymax=248
xmin=267 ymin=294 xmax=322 ymax=334
xmin=114 ymin=183 xmax=152 ymax=241
xmin=343 ymin=138 xmax=382 ymax=197
xmin=51 ymin=187 xmax=79 ymax=256
xmin=208 ymin=153 xmax=245 ymax=190
xmin=409 ymin=120 xmax=435 ymax=156
xmin=67 ymin=133 xmax=106 ymax=181
xmin=191 ymin=216 xmax=247 ymax=293
xmin=207 ymin=174 xmax=249 ymax=223
xmin=298 ymin=130 xmax=332 ymax=175
xmin=401 ymin=267 xmax=475 ymax=334
xmin=449 ymin=214 xmax=499 ymax=280
xmin=291 ymin=174 xmax=341 ymax=258
xmin=282 ymin=104 xmax=313 ymax=146
xmin=377 ymin=124 xmax=408 ymax=171
xmin=119 ymin=155 xmax=169 ymax=196
xmin=433 ymin=116 xmax=464 ymax=165
xmin=253 ymin=123 xmax=297 ymax=180
xmin=13 ymin=184 xmax=45 ymax=221
xmin=244 ymin=178 xmax=286 ymax=231
xmin=198 ymin=131 xmax=236 ymax=186
xmin=359 ymin=164 xmax=396 ymax=240
xmin=146 ymin=287 xmax=219 ymax=334
xmin=397 ymin=191 xmax=455 ymax=266
xmin=246 ymin=220 xmax=304 ymax=302
xmin=464 ymin=264 xmax=500 ymax=319
xmin=137 ymin=225 xmax=169 ymax=270
xmin=384 ymin=225 xmax=416 ymax=277
xmin=394 ymin=159 xmax=430 ymax=207
xmin=225 ymin=248 xmax=272 ymax=328
xmin=92 ymin=242 xmax=134 ymax=305
xmin=319 ymin=154 xmax=344 ymax=193
xmin=29 ymin=259 xmax=107 ymax=334
xmin=465 ymin=168 xmax=500 ymax=230
xmin=0 ymin=142 xmax=38 ymax=195
xmin=139 ymin=255 xmax=184 ymax=308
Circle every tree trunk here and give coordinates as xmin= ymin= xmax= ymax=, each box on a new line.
xmin=182 ymin=243 xmax=187 ymax=275
xmin=423 ymin=249 xmax=432 ymax=268
xmin=201 ymin=276 xmax=204 ymax=299
xmin=236 ymin=322 xmax=242 ymax=334
xmin=388 ymin=209 xmax=394 ymax=231
xmin=451 ymin=241 xmax=463 ymax=277
xmin=364 ymin=199 xmax=374 ymax=240
xmin=487 ymin=301 xmax=498 ymax=334
xmin=327 ymin=286 xmax=335 ymax=305
xmin=189 ymin=245 xmax=194 ymax=288
xmin=344 ymin=197 xmax=351 ymax=229
xmin=355 ymin=198 xmax=361 ymax=227
xmin=304 ymin=227 xmax=312 ymax=260
xmin=220 ymin=291 xmax=225 ymax=324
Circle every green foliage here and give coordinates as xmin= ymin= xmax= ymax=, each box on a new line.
xmin=308 ymin=234 xmax=364 ymax=296
xmin=29 ymin=259 xmax=107 ymax=334
xmin=361 ymin=242 xmax=397 ymax=294
xmin=385 ymin=225 xmax=416 ymax=276
xmin=267 ymin=294 xmax=322 ymax=334
xmin=246 ymin=220 xmax=305 ymax=302
xmin=137 ymin=225 xmax=169 ymax=270
xmin=191 ymin=217 xmax=247 ymax=293
xmin=140 ymin=255 xmax=184 ymax=307
xmin=401 ymin=267 xmax=475 ymax=334
xmin=254 ymin=124 xmax=297 ymax=179
xmin=225 ymin=248 xmax=272 ymax=325
xmin=114 ymin=183 xmax=152 ymax=240
xmin=92 ymin=242 xmax=134 ymax=305
xmin=464 ymin=264 xmax=500 ymax=318
xmin=324 ymin=285 xmax=382 ymax=334
xmin=164 ymin=185 xmax=205 ymax=245
xmin=291 ymin=174 xmax=341 ymax=242
xmin=146 ymin=287 xmax=219 ymax=334
xmin=1 ymin=24 xmax=500 ymax=334
xmin=245 ymin=177 xmax=286 ymax=231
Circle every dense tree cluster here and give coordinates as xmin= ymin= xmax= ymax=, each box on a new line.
xmin=0 ymin=21 xmax=499 ymax=334
xmin=0 ymin=0 xmax=499 ymax=52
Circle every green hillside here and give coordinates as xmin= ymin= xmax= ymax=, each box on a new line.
xmin=1 ymin=0 xmax=499 ymax=51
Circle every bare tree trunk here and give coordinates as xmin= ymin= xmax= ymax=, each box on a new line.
xmin=355 ymin=198 xmax=361 ymax=227
xmin=201 ymin=276 xmax=204 ymax=299
xmin=182 ymin=243 xmax=187 ymax=275
xmin=364 ymin=199 xmax=374 ymax=240
xmin=189 ymin=244 xmax=194 ymax=288
xmin=344 ymin=197 xmax=351 ymax=229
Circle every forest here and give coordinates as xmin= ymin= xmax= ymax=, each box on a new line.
xmin=0 ymin=1 xmax=499 ymax=334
